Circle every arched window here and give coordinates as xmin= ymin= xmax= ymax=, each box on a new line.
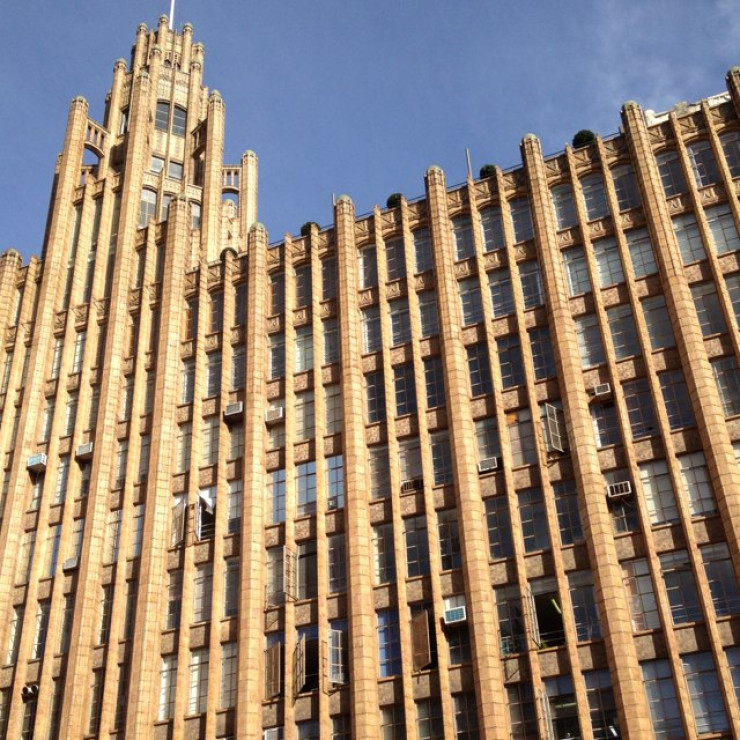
xmin=687 ymin=140 xmax=720 ymax=188
xmin=720 ymin=131 xmax=740 ymax=178
xmin=139 ymin=189 xmax=157 ymax=228
xmin=550 ymin=184 xmax=577 ymax=230
xmin=655 ymin=150 xmax=687 ymax=197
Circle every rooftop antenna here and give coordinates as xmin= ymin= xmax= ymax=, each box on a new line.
xmin=170 ymin=0 xmax=176 ymax=28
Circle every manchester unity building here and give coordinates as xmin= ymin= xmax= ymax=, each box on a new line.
xmin=2 ymin=15 xmax=740 ymax=740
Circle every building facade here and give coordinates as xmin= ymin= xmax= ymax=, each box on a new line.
xmin=2 ymin=15 xmax=740 ymax=740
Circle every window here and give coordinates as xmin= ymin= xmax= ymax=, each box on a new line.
xmin=373 ymin=524 xmax=396 ymax=584
xmin=497 ymin=335 xmax=525 ymax=388
xmin=362 ymin=306 xmax=382 ymax=353
xmin=509 ymin=198 xmax=534 ymax=242
xmin=228 ymin=480 xmax=242 ymax=533
xmin=328 ymin=534 xmax=347 ymax=593
xmin=295 ymin=391 xmax=315 ymax=440
xmin=158 ymin=655 xmax=178 ymax=720
xmin=296 ymin=461 xmax=317 ymax=517
xmin=496 ymin=586 xmax=525 ymax=655
xmin=562 ymin=246 xmax=592 ymax=295
xmin=233 ymin=282 xmax=247 ymax=325
xmin=416 ymin=699 xmax=444 ymax=740
xmin=660 ymin=549 xmax=701 ymax=624
xmin=591 ymin=402 xmax=621 ymax=448
xmin=581 ymin=173 xmax=609 ymax=220
xmin=201 ymin=416 xmax=219 ymax=466
xmin=54 ymin=456 xmax=70 ymax=505
xmin=418 ymin=291 xmax=439 ymax=337
xmin=389 ymin=298 xmax=411 ymax=345
xmin=326 ymin=455 xmax=344 ymax=509
xmin=568 ymin=570 xmax=601 ymax=641
xmin=322 ymin=257 xmax=337 ymax=300
xmin=681 ymin=652 xmax=729 ymax=734
xmin=332 ymin=715 xmax=351 ymax=740
xmin=507 ymin=408 xmax=537 ymax=467
xmin=452 ymin=216 xmax=474 ymax=260
xmin=413 ymin=228 xmax=433 ymax=272
xmin=720 ymin=130 xmax=740 ymax=177
xmin=269 ymin=273 xmax=285 ymax=314
xmin=5 ymin=606 xmax=23 ymax=664
xmin=659 ymin=370 xmax=695 ymax=429
xmin=269 ymin=334 xmax=285 ymax=379
xmin=295 ymin=263 xmax=312 ymax=308
xmin=639 ymin=460 xmax=679 ymax=525
xmin=438 ymin=509 xmax=462 ymax=570
xmin=488 ymin=268 xmax=514 ymax=317
xmin=270 ymin=469 xmax=286 ymax=524
xmin=325 ymin=384 xmax=343 ymax=435
xmin=172 ymin=105 xmax=187 ymax=136
xmin=231 ymin=346 xmax=245 ymax=391
xmin=377 ymin=609 xmax=401 ymax=677
xmin=176 ymin=422 xmax=192 ymax=472
xmin=657 ymin=149 xmax=688 ymax=197
xmin=430 ymin=432 xmax=453 ymax=485
xmin=673 ymin=213 xmax=706 ymax=263
xmin=459 ymin=277 xmax=483 ymax=325
xmin=423 ymin=355 xmax=445 ymax=408
xmin=399 ymin=438 xmax=422 ymax=485
xmin=623 ymin=378 xmax=657 ymax=438
xmin=359 ymin=245 xmax=378 ymax=289
xmin=712 ymin=356 xmax=740 ymax=416
xmin=518 ymin=487 xmax=549 ymax=552
xmin=507 ymin=682 xmax=537 ymax=738
xmin=679 ymin=451 xmax=717 ymax=517
xmin=31 ymin=601 xmax=50 ymax=659
xmin=188 ymin=648 xmax=209 ymax=714
xmin=130 ymin=504 xmax=144 ymax=557
xmin=220 ymin=643 xmax=237 ymax=709
xmin=453 ymin=693 xmax=479 ymax=739
xmin=612 ymin=163 xmax=641 ymax=211
xmin=551 ymin=183 xmax=578 ymax=230
xmin=466 ymin=343 xmax=492 ymax=396
xmin=545 ymin=675 xmax=581 ymax=739
xmin=706 ymin=202 xmax=740 ymax=254
xmin=480 ymin=206 xmax=506 ymax=252
xmin=519 ymin=259 xmax=544 ymax=308
xmin=297 ymin=541 xmax=318 ymax=599
xmin=485 ymin=497 xmax=513 ymax=558
xmin=529 ymin=326 xmax=556 ymax=380
xmin=65 ymin=391 xmax=78 ymax=436
xmin=385 ymin=237 xmax=406 ymax=281
xmin=139 ymin=189 xmax=157 ymax=228
xmin=553 ymin=480 xmax=583 ymax=545
xmin=72 ymin=330 xmax=86 ymax=373
xmin=585 ymin=670 xmax=621 ymax=740
xmin=105 ymin=509 xmax=122 ymax=563
xmin=404 ymin=516 xmax=430 ymax=577
xmin=700 ymin=542 xmax=740 ymax=616
xmin=393 ymin=364 xmax=417 ymax=416
xmin=575 ymin=314 xmax=605 ymax=367
xmin=727 ymin=646 xmax=740 ymax=706
xmin=642 ymin=295 xmax=675 ymax=349
xmin=193 ymin=563 xmax=213 ymax=622
xmin=323 ymin=318 xmax=340 ymax=365
xmin=295 ymin=326 xmax=313 ymax=373
xmin=687 ymin=140 xmax=720 ymax=188
xmin=191 ymin=201 xmax=201 ymax=229
xmin=625 ymin=228 xmax=658 ymax=277
xmin=593 ymin=237 xmax=624 ymax=287
xmin=205 ymin=352 xmax=222 ymax=396
xmin=381 ymin=705 xmax=407 ymax=740
xmin=369 ymin=446 xmax=391 ymax=500
xmin=365 ymin=371 xmax=386 ymax=423
xmin=155 ymin=101 xmax=170 ymax=131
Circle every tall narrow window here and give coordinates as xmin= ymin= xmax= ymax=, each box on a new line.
xmin=480 ymin=206 xmax=505 ymax=252
xmin=509 ymin=198 xmax=534 ymax=243
xmin=706 ymin=202 xmax=740 ymax=254
xmin=452 ymin=216 xmax=475 ymax=260
xmin=551 ymin=183 xmax=577 ymax=230
xmin=593 ymin=237 xmax=624 ymax=287
xmin=625 ymin=228 xmax=658 ymax=277
xmin=413 ymin=228 xmax=433 ymax=272
xmin=673 ymin=213 xmax=706 ymax=263
xmin=687 ymin=140 xmax=720 ymax=188
xmin=612 ymin=163 xmax=641 ymax=210
xmin=488 ymin=268 xmax=514 ymax=317
xmin=580 ymin=174 xmax=609 ymax=220
xmin=656 ymin=150 xmax=687 ymax=196
xmin=681 ymin=652 xmax=729 ymax=734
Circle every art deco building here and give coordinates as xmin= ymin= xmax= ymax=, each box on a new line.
xmin=3 ymin=15 xmax=740 ymax=740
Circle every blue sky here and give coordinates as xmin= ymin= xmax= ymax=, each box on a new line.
xmin=1 ymin=0 xmax=739 ymax=260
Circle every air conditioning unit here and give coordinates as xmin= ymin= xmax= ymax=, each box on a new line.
xmin=443 ymin=606 xmax=467 ymax=625
xmin=590 ymin=382 xmax=612 ymax=397
xmin=265 ymin=407 xmax=284 ymax=424
xmin=26 ymin=453 xmax=48 ymax=473
xmin=263 ymin=729 xmax=283 ymax=740
xmin=75 ymin=442 xmax=94 ymax=460
xmin=401 ymin=478 xmax=423 ymax=493
xmin=21 ymin=684 xmax=39 ymax=702
xmin=477 ymin=457 xmax=499 ymax=473
xmin=223 ymin=401 xmax=243 ymax=421
xmin=62 ymin=557 xmax=79 ymax=572
xmin=606 ymin=481 xmax=633 ymax=499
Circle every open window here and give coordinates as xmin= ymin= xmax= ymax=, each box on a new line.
xmin=170 ymin=495 xmax=187 ymax=547
xmin=528 ymin=578 xmax=565 ymax=649
xmin=328 ymin=623 xmax=348 ymax=686
xmin=411 ymin=610 xmax=432 ymax=671
xmin=195 ymin=487 xmax=216 ymax=540
xmin=264 ymin=639 xmax=283 ymax=698
xmin=294 ymin=628 xmax=319 ymax=695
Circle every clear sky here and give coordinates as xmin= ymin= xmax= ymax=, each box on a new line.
xmin=1 ymin=0 xmax=739 ymax=260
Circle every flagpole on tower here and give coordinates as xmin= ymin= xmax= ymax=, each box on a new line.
xmin=170 ymin=0 xmax=176 ymax=28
